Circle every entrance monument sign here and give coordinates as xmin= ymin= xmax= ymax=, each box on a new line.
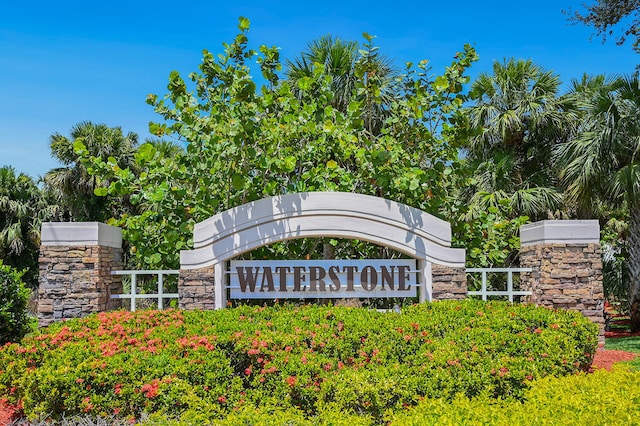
xmin=36 ymin=192 xmax=604 ymax=344
xmin=179 ymin=192 xmax=467 ymax=309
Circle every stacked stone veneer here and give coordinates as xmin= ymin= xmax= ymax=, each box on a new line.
xmin=38 ymin=223 xmax=122 ymax=327
xmin=432 ymin=264 xmax=467 ymax=300
xmin=178 ymin=266 xmax=216 ymax=310
xmin=519 ymin=220 xmax=605 ymax=343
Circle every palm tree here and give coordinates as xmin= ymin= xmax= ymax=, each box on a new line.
xmin=0 ymin=167 xmax=62 ymax=288
xmin=44 ymin=121 xmax=138 ymax=221
xmin=558 ymin=74 xmax=620 ymax=218
xmin=285 ymin=35 xmax=398 ymax=136
xmin=145 ymin=138 xmax=183 ymax=159
xmin=463 ymin=58 xmax=570 ymax=220
xmin=556 ymin=73 xmax=640 ymax=331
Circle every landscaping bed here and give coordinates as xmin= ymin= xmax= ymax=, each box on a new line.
xmin=0 ymin=301 xmax=598 ymax=424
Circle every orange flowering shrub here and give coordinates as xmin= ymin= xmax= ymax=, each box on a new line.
xmin=0 ymin=301 xmax=597 ymax=423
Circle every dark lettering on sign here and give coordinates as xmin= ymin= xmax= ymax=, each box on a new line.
xmin=309 ymin=266 xmax=326 ymax=291
xmin=260 ymin=266 xmax=275 ymax=292
xmin=343 ymin=266 xmax=357 ymax=292
xmin=293 ymin=266 xmax=307 ymax=291
xmin=275 ymin=266 xmax=290 ymax=292
xmin=237 ymin=267 xmax=259 ymax=292
xmin=360 ymin=265 xmax=377 ymax=291
xmin=398 ymin=265 xmax=410 ymax=291
xmin=380 ymin=266 xmax=395 ymax=290
xmin=232 ymin=261 xmax=416 ymax=297
xmin=328 ymin=266 xmax=341 ymax=291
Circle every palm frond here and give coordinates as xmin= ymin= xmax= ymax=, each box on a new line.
xmin=510 ymin=187 xmax=563 ymax=218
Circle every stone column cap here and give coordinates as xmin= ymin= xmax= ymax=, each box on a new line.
xmin=41 ymin=222 xmax=122 ymax=248
xmin=520 ymin=220 xmax=600 ymax=247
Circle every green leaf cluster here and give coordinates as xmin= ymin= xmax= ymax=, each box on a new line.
xmin=0 ymin=167 xmax=62 ymax=288
xmin=47 ymin=121 xmax=139 ymax=223
xmin=452 ymin=200 xmax=528 ymax=269
xmin=0 ymin=260 xmax=31 ymax=345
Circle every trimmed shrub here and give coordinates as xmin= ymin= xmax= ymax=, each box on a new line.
xmin=0 ymin=260 xmax=31 ymax=345
xmin=9 ymin=368 xmax=638 ymax=426
xmin=0 ymin=301 xmax=597 ymax=423
xmin=390 ymin=366 xmax=640 ymax=425
xmin=143 ymin=406 xmax=373 ymax=426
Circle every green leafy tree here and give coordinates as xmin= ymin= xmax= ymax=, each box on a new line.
xmin=452 ymin=200 xmax=528 ymax=269
xmin=556 ymin=73 xmax=640 ymax=331
xmin=568 ymin=0 xmax=640 ymax=53
xmin=144 ymin=138 xmax=183 ymax=159
xmin=45 ymin=121 xmax=138 ymax=222
xmin=80 ymin=17 xmax=478 ymax=270
xmin=0 ymin=167 xmax=61 ymax=288
xmin=463 ymin=58 xmax=570 ymax=221
xmin=286 ymin=34 xmax=399 ymax=259
xmin=0 ymin=260 xmax=31 ymax=344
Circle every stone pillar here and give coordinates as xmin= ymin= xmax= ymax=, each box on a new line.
xmin=431 ymin=264 xmax=467 ymax=300
xmin=178 ymin=265 xmax=215 ymax=310
xmin=519 ymin=220 xmax=604 ymax=343
xmin=38 ymin=222 xmax=122 ymax=327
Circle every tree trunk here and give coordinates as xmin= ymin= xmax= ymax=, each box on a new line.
xmin=323 ymin=242 xmax=334 ymax=260
xmin=628 ymin=201 xmax=640 ymax=332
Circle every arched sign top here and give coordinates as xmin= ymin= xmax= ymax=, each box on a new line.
xmin=180 ymin=192 xmax=465 ymax=270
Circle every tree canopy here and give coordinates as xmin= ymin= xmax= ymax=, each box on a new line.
xmin=556 ymin=73 xmax=640 ymax=330
xmin=0 ymin=167 xmax=62 ymax=288
xmin=78 ymin=17 xmax=478 ymax=270
xmin=463 ymin=58 xmax=570 ymax=221
xmin=569 ymin=0 xmax=640 ymax=53
xmin=45 ymin=121 xmax=139 ymax=222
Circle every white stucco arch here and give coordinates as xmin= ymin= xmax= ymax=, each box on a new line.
xmin=180 ymin=192 xmax=465 ymax=308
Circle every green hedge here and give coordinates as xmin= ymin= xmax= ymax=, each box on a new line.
xmin=0 ymin=301 xmax=597 ymax=423
xmin=391 ymin=366 xmax=640 ymax=425
xmin=9 ymin=368 xmax=637 ymax=426
xmin=147 ymin=367 xmax=640 ymax=425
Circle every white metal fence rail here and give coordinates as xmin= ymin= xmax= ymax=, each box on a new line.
xmin=466 ymin=267 xmax=532 ymax=302
xmin=110 ymin=267 xmax=533 ymax=311
xmin=111 ymin=270 xmax=180 ymax=311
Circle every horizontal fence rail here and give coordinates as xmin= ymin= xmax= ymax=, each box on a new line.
xmin=466 ymin=267 xmax=532 ymax=302
xmin=111 ymin=270 xmax=180 ymax=311
xmin=110 ymin=267 xmax=533 ymax=311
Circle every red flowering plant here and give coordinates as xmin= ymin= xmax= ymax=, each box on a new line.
xmin=0 ymin=301 xmax=597 ymax=423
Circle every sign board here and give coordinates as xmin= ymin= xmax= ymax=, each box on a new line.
xmin=229 ymin=259 xmax=417 ymax=299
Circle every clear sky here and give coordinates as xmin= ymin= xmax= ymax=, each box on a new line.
xmin=1 ymin=0 xmax=637 ymax=179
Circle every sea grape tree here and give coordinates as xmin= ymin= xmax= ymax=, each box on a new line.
xmin=79 ymin=17 xmax=478 ymax=269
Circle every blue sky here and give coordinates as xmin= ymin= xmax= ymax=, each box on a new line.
xmin=1 ymin=0 xmax=637 ymax=179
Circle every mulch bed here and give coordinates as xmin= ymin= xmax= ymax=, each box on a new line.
xmin=605 ymin=330 xmax=640 ymax=338
xmin=592 ymin=325 xmax=640 ymax=371
xmin=592 ymin=348 xmax=639 ymax=371
xmin=0 ymin=399 xmax=20 ymax=425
